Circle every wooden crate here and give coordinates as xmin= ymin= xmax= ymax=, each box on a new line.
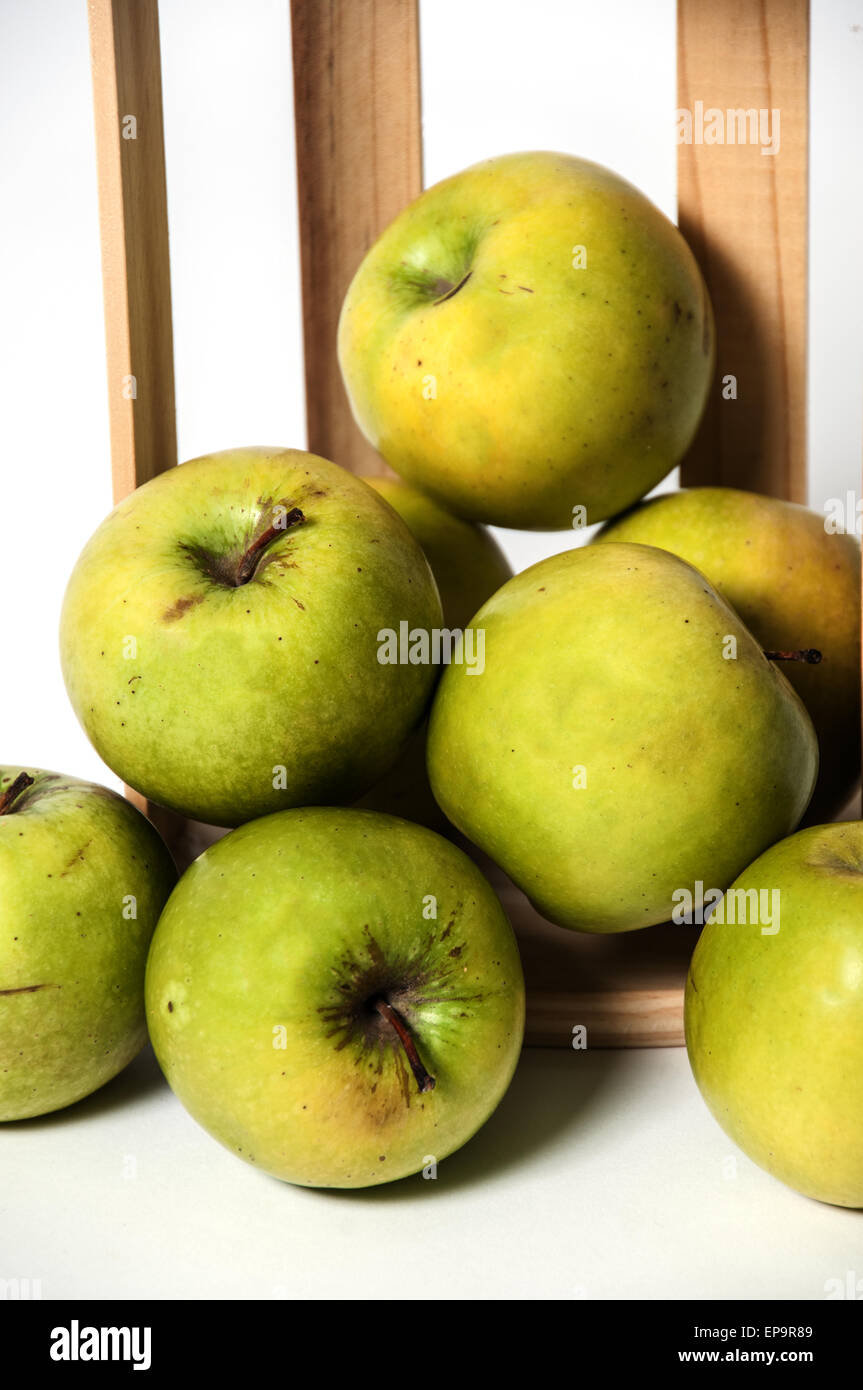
xmin=87 ymin=0 xmax=812 ymax=1048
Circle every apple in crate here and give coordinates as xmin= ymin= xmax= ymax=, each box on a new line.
xmin=60 ymin=448 xmax=442 ymax=827
xmin=366 ymin=477 xmax=512 ymax=630
xmin=357 ymin=476 xmax=512 ymax=826
xmin=685 ymin=822 xmax=863 ymax=1207
xmin=0 ymin=767 xmax=176 ymax=1120
xmin=145 ymin=808 xmax=525 ymax=1187
xmin=339 ymin=151 xmax=713 ymax=529
xmin=597 ymin=486 xmax=861 ymax=822
xmin=427 ymin=543 xmax=818 ymax=933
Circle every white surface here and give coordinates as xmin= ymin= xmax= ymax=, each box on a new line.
xmin=2 ymin=0 xmax=863 ymax=1301
xmin=2 ymin=1044 xmax=860 ymax=1301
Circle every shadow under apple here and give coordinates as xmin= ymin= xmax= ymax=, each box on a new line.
xmin=309 ymin=1046 xmax=628 ymax=1202
xmin=1 ymin=1044 xmax=165 ymax=1130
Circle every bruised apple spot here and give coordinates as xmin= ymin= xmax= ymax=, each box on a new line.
xmin=163 ymin=593 xmax=205 ymax=623
xmin=0 ymin=983 xmax=55 ymax=996
xmin=60 ymin=840 xmax=93 ymax=876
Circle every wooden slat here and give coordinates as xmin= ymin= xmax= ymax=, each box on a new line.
xmin=525 ymin=992 xmax=685 ymax=1050
xmin=677 ymin=0 xmax=809 ymax=500
xmin=88 ymin=0 xmax=193 ymax=862
xmin=290 ymin=0 xmax=422 ymax=474
xmin=88 ymin=0 xmax=177 ymax=502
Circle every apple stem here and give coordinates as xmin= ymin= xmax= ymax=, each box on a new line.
xmin=373 ymin=998 xmax=436 ymax=1094
xmin=0 ymin=771 xmax=34 ymax=816
xmin=434 ymin=271 xmax=472 ymax=305
xmin=764 ymin=648 xmax=822 ymax=665
xmin=234 ymin=507 xmax=305 ymax=586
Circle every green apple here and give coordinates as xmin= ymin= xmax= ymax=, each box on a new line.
xmin=145 ymin=807 xmax=525 ymax=1188
xmin=357 ymin=477 xmax=513 ymax=826
xmin=597 ymin=487 xmax=861 ymax=822
xmin=685 ymin=822 xmax=863 ymax=1207
xmin=338 ymin=151 xmax=713 ymax=529
xmin=366 ymin=477 xmax=512 ymax=629
xmin=427 ymin=542 xmax=818 ymax=933
xmin=0 ymin=767 xmax=176 ymax=1120
xmin=60 ymin=448 xmax=442 ymax=827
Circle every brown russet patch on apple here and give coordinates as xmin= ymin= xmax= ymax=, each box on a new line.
xmin=440 ymin=905 xmax=462 ymax=941
xmin=343 ymin=1049 xmax=413 ymax=1127
xmin=60 ymin=839 xmax=93 ymax=876
xmin=163 ymin=593 xmax=205 ymax=622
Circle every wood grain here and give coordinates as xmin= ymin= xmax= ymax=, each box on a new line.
xmin=88 ymin=0 xmax=188 ymax=856
xmin=88 ymin=0 xmax=177 ymax=503
xmin=677 ymin=0 xmax=809 ymax=500
xmin=290 ymin=0 xmax=422 ymax=475
xmin=480 ymin=862 xmax=695 ymax=1049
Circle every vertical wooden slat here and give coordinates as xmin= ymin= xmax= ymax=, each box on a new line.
xmin=290 ymin=0 xmax=423 ymax=474
xmin=88 ymin=0 xmax=197 ymax=864
xmin=677 ymin=0 xmax=809 ymax=501
xmin=88 ymin=0 xmax=177 ymax=503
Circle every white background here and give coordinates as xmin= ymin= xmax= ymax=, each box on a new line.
xmin=1 ymin=0 xmax=863 ymax=1302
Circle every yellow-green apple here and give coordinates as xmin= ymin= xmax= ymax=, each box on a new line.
xmin=357 ymin=476 xmax=513 ymax=825
xmin=597 ymin=487 xmax=861 ymax=822
xmin=338 ymin=151 xmax=713 ymax=529
xmin=0 ymin=767 xmax=175 ymax=1120
xmin=145 ymin=807 xmax=525 ymax=1188
xmin=685 ymin=822 xmax=863 ymax=1207
xmin=60 ymin=448 xmax=442 ymax=827
xmin=427 ymin=543 xmax=818 ymax=932
xmin=366 ymin=477 xmax=512 ymax=629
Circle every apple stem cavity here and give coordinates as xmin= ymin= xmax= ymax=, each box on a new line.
xmin=764 ymin=648 xmax=822 ymax=665
xmin=234 ymin=507 xmax=305 ymax=586
xmin=0 ymin=771 xmax=34 ymax=816
xmin=372 ymin=997 xmax=436 ymax=1094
